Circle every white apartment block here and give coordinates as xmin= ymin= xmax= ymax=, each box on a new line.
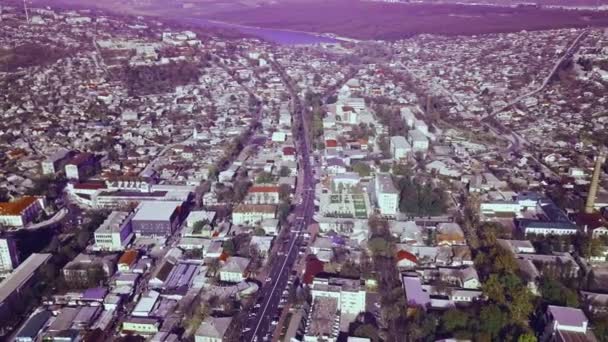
xmin=311 ymin=277 xmax=366 ymax=315
xmin=93 ymin=211 xmax=134 ymax=251
xmin=390 ymin=136 xmax=412 ymax=160
xmin=408 ymin=129 xmax=429 ymax=151
xmin=0 ymin=238 xmax=19 ymax=273
xmin=371 ymin=173 xmax=399 ymax=216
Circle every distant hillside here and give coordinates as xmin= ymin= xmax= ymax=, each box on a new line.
xmin=212 ymin=0 xmax=608 ymax=39
xmin=29 ymin=0 xmax=269 ymax=17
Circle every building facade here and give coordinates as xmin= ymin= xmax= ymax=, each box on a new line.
xmin=0 ymin=237 xmax=19 ymax=273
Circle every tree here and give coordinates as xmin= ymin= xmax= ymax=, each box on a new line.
xmin=575 ymin=232 xmax=604 ymax=259
xmin=277 ymin=201 xmax=291 ymax=222
xmin=207 ymin=258 xmax=221 ymax=276
xmin=340 ymin=260 xmax=361 ymax=278
xmin=393 ymin=163 xmax=413 ymax=177
xmin=368 ymin=237 xmax=393 ymax=257
xmin=353 ymin=324 xmax=380 ymax=342
xmin=223 ymin=240 xmax=236 ymax=256
xmin=479 ymin=304 xmax=507 ymax=338
xmin=592 ymin=315 xmax=608 ymax=342
xmin=483 ymin=274 xmax=506 ymax=304
xmin=208 ymin=165 xmax=218 ymax=181
xmin=540 ymin=277 xmax=580 ymax=307
xmin=441 ymin=308 xmax=469 ymax=333
xmin=279 ymin=166 xmax=291 ymax=177
xmin=254 ymin=227 xmax=266 ymax=236
xmin=518 ymin=332 xmax=537 ymax=342
xmin=278 ymin=184 xmax=292 ymax=201
xmin=509 ymin=287 xmax=535 ymax=323
xmin=76 ymin=230 xmax=91 ymax=249
xmin=256 ymin=171 xmax=274 ymax=184
xmin=352 ymin=162 xmax=372 ymax=177
xmin=192 ymin=220 xmax=208 ymax=235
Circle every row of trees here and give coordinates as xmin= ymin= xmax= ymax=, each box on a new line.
xmin=395 ymin=176 xmax=448 ymax=217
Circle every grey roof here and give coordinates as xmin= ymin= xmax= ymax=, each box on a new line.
xmin=195 ymin=316 xmax=232 ymax=338
xmin=96 ymin=211 xmax=131 ymax=234
xmin=390 ymin=136 xmax=410 ymax=148
xmin=408 ymin=129 xmax=427 ymax=142
xmin=221 ymin=256 xmax=250 ymax=273
xmin=375 ymin=173 xmax=398 ymax=194
xmin=402 ymin=276 xmax=431 ymax=307
xmin=548 ymin=305 xmax=588 ymax=328
xmin=132 ymin=201 xmax=182 ymax=222
xmin=16 ymin=310 xmax=52 ymax=339
xmin=0 ymin=253 xmax=51 ymax=303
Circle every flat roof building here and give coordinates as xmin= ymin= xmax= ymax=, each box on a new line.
xmin=93 ymin=211 xmax=134 ymax=251
xmin=0 ymin=254 xmax=52 ymax=325
xmin=132 ymin=201 xmax=182 ymax=237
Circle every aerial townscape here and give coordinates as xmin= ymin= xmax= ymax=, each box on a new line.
xmin=2 ymin=0 xmax=608 ymax=342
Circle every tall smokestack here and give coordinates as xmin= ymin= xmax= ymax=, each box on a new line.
xmin=23 ymin=0 xmax=29 ymax=23
xmin=585 ymin=148 xmax=606 ymax=214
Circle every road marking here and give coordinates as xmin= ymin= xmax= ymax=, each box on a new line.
xmin=249 ymin=202 xmax=308 ymax=341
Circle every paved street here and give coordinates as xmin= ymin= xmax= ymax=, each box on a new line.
xmin=243 ymin=59 xmax=315 ymax=342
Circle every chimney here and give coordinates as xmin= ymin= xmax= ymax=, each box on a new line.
xmin=585 ymin=148 xmax=606 ymax=214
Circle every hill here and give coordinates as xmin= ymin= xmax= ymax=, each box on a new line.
xmin=212 ymin=0 xmax=608 ymax=39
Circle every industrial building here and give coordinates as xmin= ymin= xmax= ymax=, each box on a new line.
xmin=0 ymin=253 xmax=52 ymax=325
xmin=93 ymin=211 xmax=134 ymax=251
xmin=131 ymin=201 xmax=183 ymax=237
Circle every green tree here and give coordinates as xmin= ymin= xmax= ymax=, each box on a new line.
xmin=368 ymin=237 xmax=393 ymax=257
xmin=277 ymin=201 xmax=291 ymax=222
xmin=441 ymin=308 xmax=470 ymax=333
xmin=256 ymin=171 xmax=275 ymax=184
xmin=510 ymin=287 xmax=535 ymax=323
xmin=518 ymin=333 xmax=537 ymax=342
xmin=393 ymin=163 xmax=413 ymax=177
xmin=479 ymin=304 xmax=507 ymax=338
xmin=592 ymin=315 xmax=608 ymax=342
xmin=540 ymin=277 xmax=580 ymax=307
xmin=483 ymin=274 xmax=506 ymax=304
xmin=223 ymin=240 xmax=236 ymax=256
xmin=352 ymin=162 xmax=372 ymax=177
xmin=353 ymin=324 xmax=380 ymax=342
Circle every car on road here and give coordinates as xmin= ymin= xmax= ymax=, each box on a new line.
xmin=265 ymin=277 xmax=272 ymax=283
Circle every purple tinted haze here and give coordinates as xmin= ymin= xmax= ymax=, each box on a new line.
xmin=183 ymin=18 xmax=339 ymax=45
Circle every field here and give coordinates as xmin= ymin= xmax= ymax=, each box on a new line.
xmin=212 ymin=0 xmax=608 ymax=39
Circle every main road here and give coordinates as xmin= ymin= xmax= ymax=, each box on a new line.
xmin=242 ymin=59 xmax=316 ymax=342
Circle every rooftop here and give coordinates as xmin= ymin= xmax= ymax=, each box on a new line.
xmin=548 ymin=305 xmax=588 ymax=329
xmin=375 ymin=173 xmax=398 ymax=194
xmin=0 ymin=196 xmax=40 ymax=216
xmin=132 ymin=201 xmax=182 ymax=221
xmin=195 ymin=316 xmax=232 ymax=338
xmin=96 ymin=211 xmax=131 ymax=234
xmin=308 ymin=296 xmax=338 ymax=337
xmin=0 ymin=253 xmax=51 ymax=303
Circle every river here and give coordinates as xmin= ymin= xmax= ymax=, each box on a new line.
xmin=184 ymin=18 xmax=340 ymax=45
